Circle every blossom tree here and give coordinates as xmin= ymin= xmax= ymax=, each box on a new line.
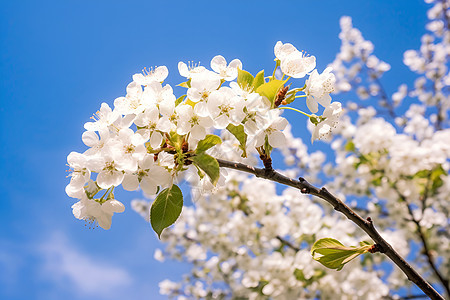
xmin=66 ymin=0 xmax=449 ymax=299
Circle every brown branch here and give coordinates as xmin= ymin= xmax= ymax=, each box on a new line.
xmin=276 ymin=235 xmax=301 ymax=252
xmin=394 ymin=188 xmax=450 ymax=298
xmin=216 ymin=158 xmax=445 ymax=300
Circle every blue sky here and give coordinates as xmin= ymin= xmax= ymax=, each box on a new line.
xmin=0 ymin=0 xmax=431 ymax=299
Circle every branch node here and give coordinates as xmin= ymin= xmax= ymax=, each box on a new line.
xmin=366 ymin=216 xmax=375 ymax=229
xmin=333 ymin=203 xmax=342 ymax=211
xmin=259 ymin=153 xmax=273 ymax=173
xmin=368 ymin=244 xmax=383 ymax=254
xmin=320 ymin=187 xmax=331 ymax=196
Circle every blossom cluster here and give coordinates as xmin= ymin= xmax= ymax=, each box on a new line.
xmin=132 ymin=1 xmax=450 ymax=298
xmin=133 ymin=170 xmax=391 ymax=299
xmin=66 ymin=42 xmax=342 ymax=230
xmin=293 ymin=8 xmax=450 ymax=297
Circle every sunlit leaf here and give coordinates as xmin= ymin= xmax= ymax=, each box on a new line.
xmin=237 ymin=69 xmax=254 ymax=89
xmin=196 ymin=134 xmax=222 ymax=153
xmin=151 ymin=185 xmax=183 ymax=239
xmin=226 ymin=124 xmax=247 ymax=157
xmin=190 ymin=153 xmax=220 ymax=185
xmin=311 ymin=238 xmax=372 ymax=271
xmin=252 ymin=70 xmax=265 ymax=90
xmin=256 ymin=79 xmax=288 ymax=107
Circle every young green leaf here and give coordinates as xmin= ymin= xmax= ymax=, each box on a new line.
xmin=237 ymin=69 xmax=254 ymax=89
xmin=283 ymin=93 xmax=296 ymax=105
xmin=226 ymin=124 xmax=248 ymax=157
xmin=311 ymin=238 xmax=372 ymax=271
xmin=190 ymin=153 xmax=220 ymax=185
xmin=196 ymin=134 xmax=222 ymax=153
xmin=151 ymin=185 xmax=183 ymax=239
xmin=177 ymin=78 xmax=191 ymax=88
xmin=344 ymin=141 xmax=356 ymax=152
xmin=252 ymin=70 xmax=265 ymax=90
xmin=256 ymin=79 xmax=289 ymax=107
xmin=293 ymin=268 xmax=306 ymax=282
xmin=175 ymin=95 xmax=186 ymax=106
xmin=431 ymin=165 xmax=445 ymax=191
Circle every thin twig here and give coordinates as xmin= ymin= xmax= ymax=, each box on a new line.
xmin=216 ymin=158 xmax=445 ymax=300
xmin=276 ymin=235 xmax=301 ymax=252
xmin=394 ymin=187 xmax=450 ymax=298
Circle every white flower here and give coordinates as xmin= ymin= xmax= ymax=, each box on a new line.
xmin=186 ymin=71 xmax=221 ymax=102
xmin=275 ymin=41 xmax=316 ymax=79
xmin=109 ymin=113 xmax=135 ymax=134
xmin=176 ymin=104 xmax=213 ymax=143
xmin=207 ymin=87 xmax=242 ymax=129
xmin=72 ymin=195 xmax=125 ymax=230
xmin=90 ymin=155 xmax=125 ymax=189
xmin=84 ymin=103 xmax=120 ymax=132
xmin=305 ymin=67 xmax=336 ymax=113
xmin=210 ymin=55 xmax=242 ymax=81
xmin=113 ymin=81 xmax=147 ymax=115
xmin=239 ymin=93 xmax=270 ymax=135
xmin=142 ymin=81 xmax=176 ymax=116
xmin=65 ymin=152 xmax=91 ymax=198
xmin=254 ymin=113 xmax=288 ymax=148
xmin=134 ymin=106 xmax=170 ymax=149
xmin=159 ymin=279 xmax=180 ymax=295
xmin=122 ymin=155 xmax=171 ymax=195
xmin=281 ymin=50 xmax=316 ymax=78
xmin=133 ymin=66 xmax=169 ymax=85
xmin=82 ymin=129 xmax=110 ymax=156
xmin=311 ymin=102 xmax=343 ymax=143
xmin=392 ymin=84 xmax=408 ymax=106
xmin=274 ymin=41 xmax=298 ymax=61
xmin=178 ymin=61 xmax=207 ymax=79
xmin=353 ymin=118 xmax=396 ymax=154
xmin=110 ymin=128 xmax=147 ymax=172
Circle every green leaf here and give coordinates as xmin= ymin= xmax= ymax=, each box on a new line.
xmin=168 ymin=131 xmax=183 ymax=149
xmin=283 ymin=93 xmax=295 ymax=105
xmin=293 ymin=268 xmax=306 ymax=282
xmin=252 ymin=70 xmax=265 ymax=90
xmin=345 ymin=141 xmax=356 ymax=152
xmin=196 ymin=134 xmax=222 ymax=153
xmin=151 ymin=185 xmax=183 ymax=239
xmin=311 ymin=238 xmax=371 ymax=271
xmin=414 ymin=169 xmax=429 ymax=178
xmin=371 ymin=176 xmax=382 ymax=186
xmin=226 ymin=124 xmax=247 ymax=157
xmin=431 ymin=165 xmax=445 ymax=181
xmin=177 ymin=79 xmax=191 ymax=88
xmin=175 ymin=95 xmax=186 ymax=106
xmin=431 ymin=165 xmax=445 ymax=191
xmin=256 ymin=79 xmax=288 ymax=107
xmin=413 ymin=165 xmax=446 ymax=196
xmin=190 ymin=153 xmax=220 ymax=185
xmin=185 ymin=98 xmax=197 ymax=108
xmin=237 ymin=69 xmax=254 ymax=89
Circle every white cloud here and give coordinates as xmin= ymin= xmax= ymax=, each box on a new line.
xmin=39 ymin=232 xmax=133 ymax=298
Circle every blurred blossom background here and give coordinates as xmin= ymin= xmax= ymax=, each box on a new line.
xmin=0 ymin=0 xmax=434 ymax=299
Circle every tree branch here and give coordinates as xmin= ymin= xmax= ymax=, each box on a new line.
xmin=276 ymin=235 xmax=301 ymax=252
xmin=394 ymin=187 xmax=450 ymax=298
xmin=216 ymin=158 xmax=445 ymax=300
